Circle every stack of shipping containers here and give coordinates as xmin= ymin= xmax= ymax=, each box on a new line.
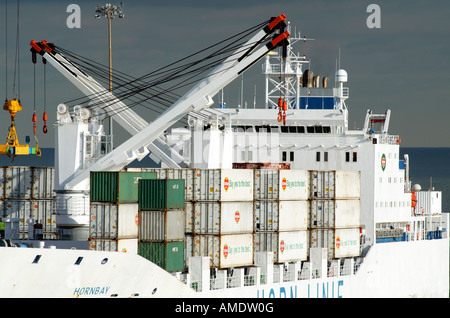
xmin=185 ymin=169 xmax=255 ymax=269
xmin=0 ymin=166 xmax=55 ymax=239
xmin=89 ymin=171 xmax=156 ymax=253
xmin=137 ymin=179 xmax=185 ymax=272
xmin=253 ymin=169 xmax=310 ymax=263
xmin=310 ymin=171 xmax=361 ymax=259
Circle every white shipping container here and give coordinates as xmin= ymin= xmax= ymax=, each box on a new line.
xmin=31 ymin=199 xmax=56 ymax=236
xmin=310 ymin=228 xmax=360 ymax=259
xmin=311 ymin=200 xmax=360 ymax=228
xmin=191 ymin=234 xmax=253 ymax=268
xmin=311 ymin=170 xmax=360 ymax=199
xmin=193 ymin=169 xmax=253 ymax=201
xmin=335 ymin=200 xmax=360 ymax=228
xmin=416 ymin=191 xmax=442 ymax=215
xmin=279 ymin=201 xmax=309 ymax=231
xmin=89 ymin=238 xmax=138 ymax=253
xmin=90 ymin=203 xmax=139 ymax=239
xmin=334 ymin=228 xmax=360 ymax=258
xmin=4 ymin=167 xmax=33 ymax=199
xmin=185 ymin=202 xmax=194 ymax=233
xmin=254 ymin=201 xmax=279 ymax=232
xmin=253 ymin=231 xmax=308 ymax=263
xmin=311 ymin=200 xmax=335 ymax=228
xmin=310 ymin=228 xmax=335 ymax=259
xmin=335 ymin=171 xmax=360 ymax=199
xmin=278 ymin=231 xmax=308 ymax=262
xmin=31 ymin=167 xmax=55 ymax=199
xmin=193 ymin=201 xmax=253 ymax=234
xmin=139 ymin=210 xmax=185 ymax=242
xmin=279 ymin=170 xmax=309 ymax=200
xmin=219 ymin=234 xmax=253 ymax=268
xmin=254 ymin=169 xmax=279 ymax=200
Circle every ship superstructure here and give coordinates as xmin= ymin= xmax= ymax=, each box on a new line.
xmin=0 ymin=15 xmax=447 ymax=298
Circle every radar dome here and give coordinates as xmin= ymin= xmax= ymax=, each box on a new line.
xmin=335 ymin=69 xmax=348 ymax=83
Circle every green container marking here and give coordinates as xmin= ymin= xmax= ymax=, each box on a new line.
xmin=138 ymin=179 xmax=185 ymax=210
xmin=138 ymin=241 xmax=184 ymax=272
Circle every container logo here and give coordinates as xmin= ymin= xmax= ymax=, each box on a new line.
xmin=281 ymin=178 xmax=287 ymax=191
xmin=280 ymin=240 xmax=285 ymax=253
xmin=224 ymin=177 xmax=229 ymax=192
xmin=135 ymin=214 xmax=139 ymax=226
xmin=234 ymin=211 xmax=240 ymax=223
xmin=223 ymin=244 xmax=229 ymax=258
xmin=335 ymin=237 xmax=341 ymax=249
xmin=381 ymin=153 xmax=386 ymax=171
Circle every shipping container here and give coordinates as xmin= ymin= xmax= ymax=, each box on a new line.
xmin=144 ymin=168 xmax=195 ymax=201
xmin=416 ymin=191 xmax=442 ymax=215
xmin=1 ymin=199 xmax=55 ymax=239
xmin=254 ymin=169 xmax=279 ymax=200
xmin=89 ymin=203 xmax=139 ymax=239
xmin=279 ymin=170 xmax=309 ymax=200
xmin=193 ymin=201 xmax=253 ymax=235
xmin=89 ymin=238 xmax=138 ymax=253
xmin=310 ymin=228 xmax=360 ymax=259
xmin=311 ymin=200 xmax=360 ymax=228
xmin=138 ymin=241 xmax=184 ymax=272
xmin=90 ymin=171 xmax=157 ymax=203
xmin=311 ymin=170 xmax=360 ymax=199
xmin=190 ymin=234 xmax=253 ymax=268
xmin=253 ymin=231 xmax=308 ymax=263
xmin=31 ymin=167 xmax=55 ymax=199
xmin=334 ymin=228 xmax=360 ymax=258
xmin=138 ymin=210 xmax=184 ymax=242
xmin=193 ymin=169 xmax=253 ymax=201
xmin=254 ymin=201 xmax=279 ymax=232
xmin=4 ymin=167 xmax=33 ymax=199
xmin=185 ymin=202 xmax=194 ymax=233
xmin=279 ymin=200 xmax=309 ymax=231
xmin=138 ymin=179 xmax=185 ymax=210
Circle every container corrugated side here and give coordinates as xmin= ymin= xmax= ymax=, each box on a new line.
xmin=139 ymin=210 xmax=185 ymax=242
xmin=254 ymin=169 xmax=279 ymax=200
xmin=31 ymin=167 xmax=55 ymax=199
xmin=138 ymin=241 xmax=184 ymax=272
xmin=311 ymin=170 xmax=335 ymax=199
xmin=89 ymin=203 xmax=139 ymax=239
xmin=193 ymin=201 xmax=253 ymax=235
xmin=193 ymin=169 xmax=253 ymax=201
xmin=138 ymin=179 xmax=185 ymax=210
xmin=279 ymin=170 xmax=309 ymax=200
xmin=90 ymin=171 xmax=157 ymax=203
xmin=4 ymin=167 xmax=33 ymax=199
xmin=254 ymin=201 xmax=279 ymax=232
xmin=311 ymin=200 xmax=360 ymax=228
xmin=144 ymin=168 xmax=194 ymax=201
xmin=310 ymin=228 xmax=335 ymax=259
xmin=89 ymin=238 xmax=138 ymax=253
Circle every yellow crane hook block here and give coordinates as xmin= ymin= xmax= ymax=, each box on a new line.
xmin=0 ymin=99 xmax=41 ymax=157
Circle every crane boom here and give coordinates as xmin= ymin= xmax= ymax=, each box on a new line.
xmin=33 ymin=15 xmax=289 ymax=190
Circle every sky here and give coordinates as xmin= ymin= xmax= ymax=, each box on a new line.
xmin=0 ymin=0 xmax=449 ymax=149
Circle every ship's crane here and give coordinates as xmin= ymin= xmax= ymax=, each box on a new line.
xmin=30 ymin=14 xmax=289 ymax=190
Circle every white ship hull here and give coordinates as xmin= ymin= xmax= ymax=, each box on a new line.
xmin=0 ymin=236 xmax=447 ymax=298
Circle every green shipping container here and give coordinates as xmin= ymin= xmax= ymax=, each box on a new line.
xmin=138 ymin=241 xmax=184 ymax=272
xmin=90 ymin=171 xmax=157 ymax=203
xmin=138 ymin=179 xmax=185 ymax=210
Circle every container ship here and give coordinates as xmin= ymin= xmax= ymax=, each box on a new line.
xmin=0 ymin=14 xmax=448 ymax=298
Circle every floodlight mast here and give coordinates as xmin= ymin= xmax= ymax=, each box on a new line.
xmin=94 ymin=2 xmax=125 ymax=148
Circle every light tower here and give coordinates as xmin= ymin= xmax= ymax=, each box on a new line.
xmin=95 ymin=2 xmax=124 ymax=148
